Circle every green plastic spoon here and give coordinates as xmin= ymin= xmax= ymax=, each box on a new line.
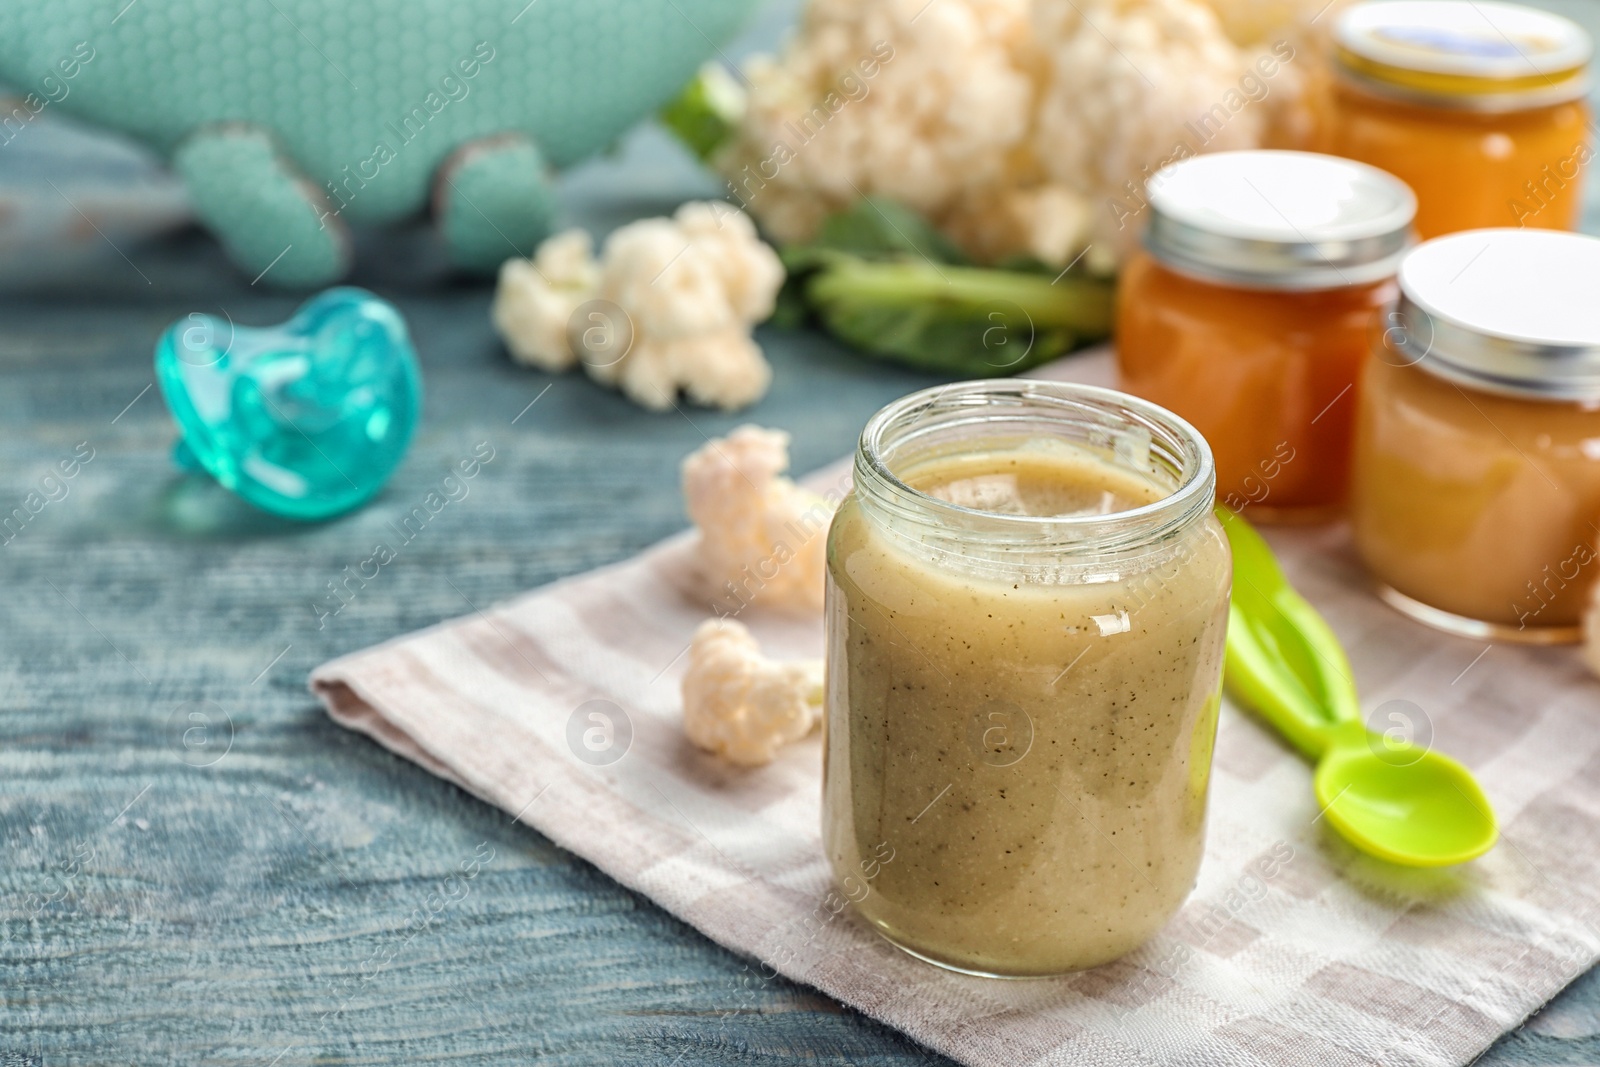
xmin=1217 ymin=506 xmax=1498 ymax=867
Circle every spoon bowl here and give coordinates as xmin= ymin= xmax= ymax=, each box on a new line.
xmin=1313 ymin=728 xmax=1499 ymax=867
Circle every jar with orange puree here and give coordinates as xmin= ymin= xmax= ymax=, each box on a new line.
xmin=1117 ymin=150 xmax=1416 ymax=523
xmin=1324 ymin=0 xmax=1592 ymax=239
xmin=1351 ymin=229 xmax=1600 ymax=643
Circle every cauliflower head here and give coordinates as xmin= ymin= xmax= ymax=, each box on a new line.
xmin=1202 ymin=0 xmax=1343 ymax=156
xmin=722 ymin=0 xmax=1049 ymax=252
xmin=682 ymin=424 xmax=835 ymax=615
xmin=714 ymin=0 xmax=1331 ymax=269
xmin=681 ymin=619 xmax=824 ymax=766
xmin=1031 ymin=0 xmax=1264 ymax=260
xmin=491 ymin=203 xmax=784 ymax=411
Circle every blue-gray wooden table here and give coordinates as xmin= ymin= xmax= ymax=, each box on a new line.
xmin=5 ymin=5 xmax=1600 ymax=1061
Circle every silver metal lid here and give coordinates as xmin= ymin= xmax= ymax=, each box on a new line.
xmin=1334 ymin=0 xmax=1592 ymax=111
xmin=1395 ymin=229 xmax=1600 ymax=400
xmin=1144 ymin=151 xmax=1417 ymax=291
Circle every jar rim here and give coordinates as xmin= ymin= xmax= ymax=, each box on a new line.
xmin=856 ymin=381 xmax=1216 ymax=554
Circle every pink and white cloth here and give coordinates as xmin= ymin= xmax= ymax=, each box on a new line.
xmin=312 ymin=352 xmax=1600 ymax=1067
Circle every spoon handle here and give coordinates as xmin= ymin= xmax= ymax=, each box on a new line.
xmin=1217 ymin=506 xmax=1363 ymax=761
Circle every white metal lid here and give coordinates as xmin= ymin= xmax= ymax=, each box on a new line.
xmin=1144 ymin=150 xmax=1417 ymax=290
xmin=1334 ymin=0 xmax=1591 ymax=109
xmin=1396 ymin=228 xmax=1600 ymax=399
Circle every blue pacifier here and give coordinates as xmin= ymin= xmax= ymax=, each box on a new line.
xmin=154 ymin=288 xmax=422 ymax=521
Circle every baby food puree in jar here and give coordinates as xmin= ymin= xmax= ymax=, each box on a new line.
xmin=1352 ymin=229 xmax=1600 ymax=642
xmin=823 ymin=382 xmax=1231 ymax=976
xmin=1323 ymin=0 xmax=1592 ymax=239
xmin=1117 ymin=150 xmax=1415 ymax=523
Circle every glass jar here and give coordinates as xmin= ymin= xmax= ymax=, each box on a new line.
xmin=1117 ymin=150 xmax=1415 ymax=523
xmin=822 ymin=381 xmax=1231 ymax=977
xmin=1351 ymin=229 xmax=1600 ymax=643
xmin=1323 ymin=0 xmax=1592 ymax=239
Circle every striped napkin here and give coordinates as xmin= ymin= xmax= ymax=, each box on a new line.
xmin=311 ymin=352 xmax=1600 ymax=1067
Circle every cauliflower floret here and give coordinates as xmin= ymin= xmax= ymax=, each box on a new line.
xmin=490 ymin=229 xmax=601 ymax=371
xmin=593 ymin=204 xmax=783 ymax=411
xmin=682 ymin=424 xmax=835 ymax=614
xmin=681 ymin=619 xmax=824 ymax=766
xmin=492 ymin=204 xmax=784 ymax=411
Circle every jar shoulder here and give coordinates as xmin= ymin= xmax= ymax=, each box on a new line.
xmin=1119 ymin=253 xmax=1395 ymax=334
xmin=828 ymin=489 xmax=1232 ymax=603
xmin=1330 ymin=83 xmax=1591 ymax=133
xmin=1365 ymin=356 xmax=1600 ymax=454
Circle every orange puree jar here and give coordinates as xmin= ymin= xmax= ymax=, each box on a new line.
xmin=1325 ymin=0 xmax=1592 ymax=239
xmin=1117 ymin=150 xmax=1416 ymax=523
xmin=1351 ymin=229 xmax=1600 ymax=643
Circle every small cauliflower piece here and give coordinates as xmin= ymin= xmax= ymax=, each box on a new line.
xmin=492 ymin=203 xmax=783 ymax=411
xmin=491 ymin=229 xmax=601 ymax=371
xmin=681 ymin=619 xmax=824 ymax=766
xmin=682 ymin=425 xmax=835 ymax=614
